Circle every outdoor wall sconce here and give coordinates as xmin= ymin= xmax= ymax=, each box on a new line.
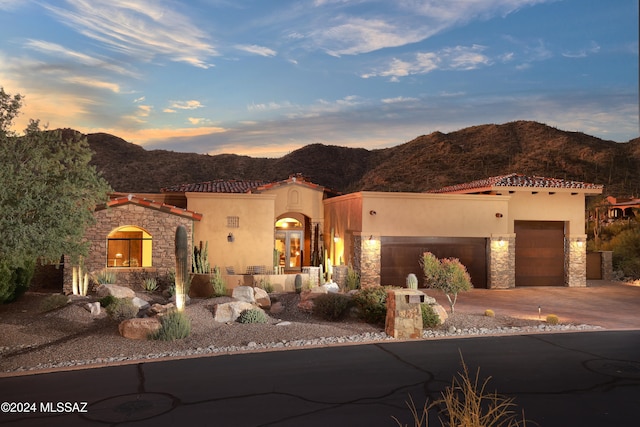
xmin=369 ymin=210 xmax=377 ymax=216
xmin=495 ymin=213 xmax=503 ymax=218
xmin=227 ymin=233 xmax=234 ymax=243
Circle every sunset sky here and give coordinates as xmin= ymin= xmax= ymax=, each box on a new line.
xmin=0 ymin=0 xmax=637 ymax=158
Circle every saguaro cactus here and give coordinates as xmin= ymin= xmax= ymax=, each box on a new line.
xmin=175 ymin=225 xmax=189 ymax=311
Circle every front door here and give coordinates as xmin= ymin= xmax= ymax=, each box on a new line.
xmin=275 ymin=230 xmax=303 ymax=272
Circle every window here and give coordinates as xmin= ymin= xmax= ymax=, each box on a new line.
xmin=107 ymin=226 xmax=152 ymax=268
xmin=227 ymin=216 xmax=240 ymax=228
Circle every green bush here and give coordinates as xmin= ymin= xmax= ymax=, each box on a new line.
xmin=0 ymin=260 xmax=35 ymax=304
xmin=151 ymin=310 xmax=191 ymax=341
xmin=546 ymin=314 xmax=559 ymax=325
xmin=420 ymin=303 xmax=440 ymax=328
xmin=352 ymin=286 xmax=389 ymax=325
xmin=345 ymin=264 xmax=360 ymax=291
xmin=209 ymin=266 xmax=227 ymax=297
xmin=257 ymin=278 xmax=274 ymax=294
xmin=313 ymin=293 xmax=351 ymax=321
xmin=238 ymin=308 xmax=268 ymax=324
xmin=40 ymin=294 xmax=70 ymax=312
xmin=106 ymin=297 xmax=138 ymax=321
xmin=99 ymin=295 xmax=117 ymax=308
xmin=603 ymin=227 xmax=640 ymax=278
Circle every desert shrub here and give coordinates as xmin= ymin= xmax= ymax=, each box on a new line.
xmin=99 ymin=295 xmax=117 ymax=308
xmin=106 ymin=297 xmax=138 ymax=321
xmin=345 ymin=264 xmax=360 ymax=291
xmin=546 ymin=314 xmax=559 ymax=325
xmin=484 ymin=309 xmax=495 ymax=317
xmin=257 ymin=278 xmax=274 ymax=294
xmin=143 ymin=277 xmax=158 ymax=292
xmin=0 ymin=260 xmax=35 ymax=304
xmin=313 ymin=293 xmax=351 ymax=321
xmin=40 ymin=294 xmax=70 ymax=312
xmin=151 ymin=310 xmax=191 ymax=341
xmin=393 ymin=357 xmax=529 ymax=427
xmin=602 ymin=227 xmax=640 ymax=278
xmin=421 ymin=252 xmax=472 ymax=314
xmin=209 ymin=266 xmax=227 ymax=297
xmin=93 ymin=269 xmax=117 ymax=285
xmin=238 ymin=308 xmax=268 ymax=324
xmin=421 ymin=303 xmax=440 ymax=328
xmin=352 ymin=286 xmax=389 ymax=325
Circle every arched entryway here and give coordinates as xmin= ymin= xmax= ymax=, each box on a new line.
xmin=274 ymin=214 xmax=310 ymax=272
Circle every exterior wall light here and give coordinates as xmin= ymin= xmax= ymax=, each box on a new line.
xmin=369 ymin=210 xmax=377 ymax=216
xmin=495 ymin=213 xmax=503 ymax=218
xmin=227 ymin=232 xmax=234 ymax=243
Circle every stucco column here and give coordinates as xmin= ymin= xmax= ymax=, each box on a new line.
xmin=489 ymin=234 xmax=515 ymax=289
xmin=357 ymin=233 xmax=381 ymax=288
xmin=565 ymin=235 xmax=587 ymax=287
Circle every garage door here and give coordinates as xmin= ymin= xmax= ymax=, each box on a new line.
xmin=380 ymin=237 xmax=487 ymax=289
xmin=515 ymin=221 xmax=565 ymax=286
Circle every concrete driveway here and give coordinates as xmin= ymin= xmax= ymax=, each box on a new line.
xmin=423 ymin=280 xmax=640 ymax=330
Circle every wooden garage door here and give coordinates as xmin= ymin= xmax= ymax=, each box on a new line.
xmin=515 ymin=221 xmax=565 ymax=286
xmin=380 ymin=237 xmax=487 ymax=289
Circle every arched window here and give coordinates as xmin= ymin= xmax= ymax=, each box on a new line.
xmin=107 ymin=226 xmax=152 ymax=268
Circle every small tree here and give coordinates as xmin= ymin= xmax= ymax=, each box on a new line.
xmin=0 ymin=88 xmax=111 ymax=303
xmin=421 ymin=252 xmax=472 ymax=314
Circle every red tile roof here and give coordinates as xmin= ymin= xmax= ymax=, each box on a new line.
xmin=162 ymin=180 xmax=268 ymax=193
xmin=429 ymin=173 xmax=604 ymax=194
xmin=96 ymin=194 xmax=203 ymax=220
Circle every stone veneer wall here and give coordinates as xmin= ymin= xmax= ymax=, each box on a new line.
xmin=356 ymin=234 xmax=381 ymax=288
xmin=489 ymin=235 xmax=515 ymax=289
xmin=600 ymin=251 xmax=613 ymax=281
xmin=564 ymin=235 xmax=587 ymax=287
xmin=63 ymin=204 xmax=195 ymax=294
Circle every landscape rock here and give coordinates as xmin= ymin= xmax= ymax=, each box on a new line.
xmin=431 ymin=304 xmax=448 ymax=324
xmin=84 ymin=302 xmax=101 ymax=315
xmin=232 ymin=286 xmax=256 ymax=304
xmin=213 ymin=301 xmax=255 ymax=323
xmin=269 ymin=301 xmax=284 ymax=315
xmin=118 ymin=317 xmax=161 ymax=340
xmin=131 ymin=297 xmax=150 ymax=311
xmin=253 ymin=287 xmax=271 ymax=309
xmin=148 ymin=303 xmax=175 ymax=316
xmin=96 ymin=284 xmax=135 ymax=299
xmin=322 ymin=282 xmax=340 ymax=293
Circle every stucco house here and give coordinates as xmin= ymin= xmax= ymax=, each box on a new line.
xmin=65 ymin=173 xmax=603 ymax=293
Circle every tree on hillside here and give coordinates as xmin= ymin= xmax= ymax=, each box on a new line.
xmin=421 ymin=252 xmax=472 ymax=314
xmin=0 ymin=88 xmax=112 ymax=303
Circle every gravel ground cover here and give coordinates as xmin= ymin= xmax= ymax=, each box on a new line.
xmin=0 ymin=291 xmax=601 ymax=375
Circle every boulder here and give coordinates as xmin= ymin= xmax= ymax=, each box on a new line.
xmin=232 ymin=286 xmax=255 ymax=304
xmin=253 ymin=287 xmax=271 ymax=309
xmin=96 ymin=284 xmax=135 ymax=299
xmin=431 ymin=303 xmax=448 ymax=324
xmin=148 ymin=303 xmax=175 ymax=316
xmin=85 ymin=302 xmax=101 ymax=315
xmin=213 ymin=301 xmax=255 ymax=323
xmin=322 ymin=282 xmax=340 ymax=293
xmin=131 ymin=297 xmax=150 ymax=311
xmin=298 ymin=287 xmax=328 ymax=312
xmin=269 ymin=301 xmax=284 ymax=315
xmin=118 ymin=317 xmax=161 ymax=340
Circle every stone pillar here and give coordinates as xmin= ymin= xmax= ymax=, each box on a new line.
xmin=600 ymin=251 xmax=613 ymax=281
xmin=332 ymin=265 xmax=348 ymax=288
xmin=357 ymin=233 xmax=380 ymax=288
xmin=385 ymin=289 xmax=424 ymax=339
xmin=489 ymin=234 xmax=515 ymax=289
xmin=302 ymin=266 xmax=321 ymax=288
xmin=565 ymin=235 xmax=587 ymax=287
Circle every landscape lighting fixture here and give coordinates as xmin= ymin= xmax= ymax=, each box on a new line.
xmin=333 ymin=233 xmax=340 ymax=243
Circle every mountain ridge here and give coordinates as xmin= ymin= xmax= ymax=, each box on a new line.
xmin=86 ymin=121 xmax=640 ymax=196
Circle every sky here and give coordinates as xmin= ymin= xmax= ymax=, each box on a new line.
xmin=0 ymin=0 xmax=638 ymax=158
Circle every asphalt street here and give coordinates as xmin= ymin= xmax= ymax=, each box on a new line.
xmin=1 ymin=330 xmax=639 ymax=427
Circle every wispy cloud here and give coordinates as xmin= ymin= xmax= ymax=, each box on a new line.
xmin=63 ymin=76 xmax=121 ymax=93
xmin=43 ymin=0 xmax=218 ymax=68
xmin=0 ymin=0 xmax=24 ymax=10
xmin=24 ymin=39 xmax=137 ymax=77
xmin=167 ymin=100 xmax=205 ymax=110
xmin=363 ymin=45 xmax=490 ymax=79
xmin=562 ymin=41 xmax=601 ymax=58
xmin=235 ymin=44 xmax=277 ymax=57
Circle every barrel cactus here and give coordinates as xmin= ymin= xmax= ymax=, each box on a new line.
xmin=238 ymin=308 xmax=268 ymax=324
xmin=406 ymin=273 xmax=418 ymax=289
